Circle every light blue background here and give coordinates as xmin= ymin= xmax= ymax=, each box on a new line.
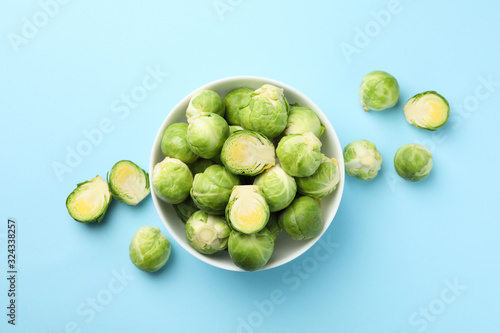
xmin=1 ymin=0 xmax=499 ymax=332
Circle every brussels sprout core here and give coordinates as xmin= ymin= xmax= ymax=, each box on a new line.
xmin=359 ymin=71 xmax=399 ymax=111
xmin=226 ymin=185 xmax=270 ymax=234
xmin=108 ymin=160 xmax=150 ymax=205
xmin=403 ymin=91 xmax=450 ymax=131
xmin=185 ymin=211 xmax=230 ymax=254
xmin=66 ymin=175 xmax=111 ymax=223
xmin=394 ymin=144 xmax=433 ymax=181
xmin=129 ymin=226 xmax=171 ymax=273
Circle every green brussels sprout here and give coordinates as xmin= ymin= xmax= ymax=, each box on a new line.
xmin=187 ymin=158 xmax=215 ymax=175
xmin=265 ymin=213 xmax=282 ymax=240
xmin=239 ymin=84 xmax=288 ymax=139
xmin=296 ymin=155 xmax=340 ymax=200
xmin=253 ymin=164 xmax=297 ymax=212
xmin=359 ymin=71 xmax=399 ymax=111
xmin=129 ymin=226 xmax=171 ymax=273
xmin=186 ymin=90 xmax=225 ymax=119
xmin=152 ymin=157 xmax=193 ymax=204
xmin=173 ymin=196 xmax=199 ymax=223
xmin=185 ymin=210 xmax=231 ymax=254
xmin=66 ymin=175 xmax=112 ymax=223
xmin=220 ymin=130 xmax=276 ymax=176
xmin=276 ymin=132 xmax=322 ymax=177
xmin=229 ymin=125 xmax=245 ymax=135
xmin=160 ymin=123 xmax=198 ymax=164
xmin=107 ymin=160 xmax=150 ymax=206
xmin=190 ymin=165 xmax=240 ymax=215
xmin=343 ymin=140 xmax=382 ymax=180
xmin=278 ymin=196 xmax=323 ymax=240
xmin=228 ymin=229 xmax=274 ymax=271
xmin=282 ymin=107 xmax=325 ymax=138
xmin=394 ymin=144 xmax=433 ymax=181
xmin=226 ymin=185 xmax=270 ymax=234
xmin=186 ymin=112 xmax=229 ymax=159
xmin=403 ymin=91 xmax=450 ymax=131
xmin=224 ymin=87 xmax=253 ymax=125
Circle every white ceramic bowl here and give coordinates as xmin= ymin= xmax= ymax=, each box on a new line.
xmin=150 ymin=76 xmax=344 ymax=271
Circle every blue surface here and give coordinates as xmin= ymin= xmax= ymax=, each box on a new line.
xmin=1 ymin=0 xmax=499 ymax=332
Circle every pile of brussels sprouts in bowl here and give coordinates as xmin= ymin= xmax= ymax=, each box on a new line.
xmin=150 ymin=76 xmax=345 ymax=272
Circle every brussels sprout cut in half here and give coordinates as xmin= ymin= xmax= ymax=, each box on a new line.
xmin=403 ymin=91 xmax=450 ymax=131
xmin=173 ymin=196 xmax=199 ymax=223
xmin=186 ymin=90 xmax=225 ymax=119
xmin=152 ymin=157 xmax=193 ymax=204
xmin=228 ymin=229 xmax=275 ymax=271
xmin=296 ymin=155 xmax=340 ymax=200
xmin=359 ymin=71 xmax=399 ymax=111
xmin=343 ymin=140 xmax=382 ymax=180
xmin=66 ymin=175 xmax=112 ymax=223
xmin=224 ymin=87 xmax=253 ymax=125
xmin=185 ymin=211 xmax=231 ymax=254
xmin=253 ymin=164 xmax=297 ymax=212
xmin=276 ymin=132 xmax=322 ymax=177
xmin=129 ymin=226 xmax=171 ymax=273
xmin=282 ymin=107 xmax=325 ymax=138
xmin=226 ymin=186 xmax=270 ymax=234
xmin=279 ymin=196 xmax=323 ymax=240
xmin=161 ymin=123 xmax=198 ymax=164
xmin=220 ymin=130 xmax=275 ymax=176
xmin=239 ymin=84 xmax=289 ymax=139
xmin=394 ymin=144 xmax=433 ymax=182
xmin=107 ymin=160 xmax=150 ymax=206
xmin=190 ymin=165 xmax=240 ymax=215
xmin=186 ymin=112 xmax=229 ymax=159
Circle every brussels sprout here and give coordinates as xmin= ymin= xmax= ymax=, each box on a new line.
xmin=152 ymin=157 xmax=193 ymax=204
xmin=296 ymin=155 xmax=340 ymax=200
xmin=185 ymin=210 xmax=231 ymax=254
xmin=239 ymin=84 xmax=288 ymax=139
xmin=403 ymin=91 xmax=450 ymax=131
xmin=186 ymin=112 xmax=229 ymax=159
xmin=394 ymin=144 xmax=433 ymax=181
xmin=253 ymin=165 xmax=297 ymax=212
xmin=278 ymin=196 xmax=323 ymax=240
xmin=220 ymin=130 xmax=275 ymax=176
xmin=129 ymin=226 xmax=171 ymax=273
xmin=226 ymin=185 xmax=270 ymax=234
xmin=282 ymin=107 xmax=325 ymax=138
xmin=359 ymin=71 xmax=399 ymax=111
xmin=187 ymin=158 xmax=215 ymax=175
xmin=229 ymin=125 xmax=245 ymax=135
xmin=186 ymin=90 xmax=225 ymax=119
xmin=265 ymin=213 xmax=282 ymax=240
xmin=343 ymin=140 xmax=382 ymax=180
xmin=224 ymin=87 xmax=253 ymax=125
xmin=160 ymin=123 xmax=198 ymax=164
xmin=66 ymin=175 xmax=112 ymax=223
xmin=107 ymin=160 xmax=150 ymax=206
xmin=276 ymin=132 xmax=322 ymax=177
xmin=190 ymin=165 xmax=240 ymax=215
xmin=228 ymin=229 xmax=274 ymax=271
xmin=173 ymin=196 xmax=199 ymax=223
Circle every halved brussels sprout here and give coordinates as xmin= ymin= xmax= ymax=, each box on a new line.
xmin=107 ymin=160 xmax=150 ymax=205
xmin=224 ymin=87 xmax=253 ymax=125
xmin=152 ymin=157 xmax=193 ymax=204
xmin=185 ymin=210 xmax=231 ymax=254
xmin=220 ymin=130 xmax=275 ymax=176
xmin=129 ymin=226 xmax=171 ymax=273
xmin=239 ymin=84 xmax=288 ymax=139
xmin=278 ymin=196 xmax=323 ymax=240
xmin=228 ymin=229 xmax=274 ymax=271
xmin=394 ymin=144 xmax=433 ymax=181
xmin=190 ymin=165 xmax=240 ymax=215
xmin=282 ymin=107 xmax=325 ymax=138
xmin=229 ymin=125 xmax=245 ymax=135
xmin=253 ymin=164 xmax=297 ymax=212
xmin=160 ymin=123 xmax=198 ymax=164
xmin=343 ymin=140 xmax=382 ymax=180
xmin=359 ymin=71 xmax=399 ymax=111
xmin=173 ymin=196 xmax=199 ymax=223
xmin=276 ymin=132 xmax=322 ymax=177
xmin=265 ymin=213 xmax=282 ymax=240
xmin=66 ymin=175 xmax=112 ymax=223
xmin=187 ymin=158 xmax=215 ymax=175
xmin=403 ymin=91 xmax=450 ymax=131
xmin=186 ymin=90 xmax=225 ymax=119
xmin=225 ymin=185 xmax=270 ymax=234
xmin=186 ymin=112 xmax=229 ymax=159
xmin=296 ymin=155 xmax=340 ymax=200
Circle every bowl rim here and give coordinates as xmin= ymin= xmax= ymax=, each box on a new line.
xmin=149 ymin=75 xmax=345 ymax=272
